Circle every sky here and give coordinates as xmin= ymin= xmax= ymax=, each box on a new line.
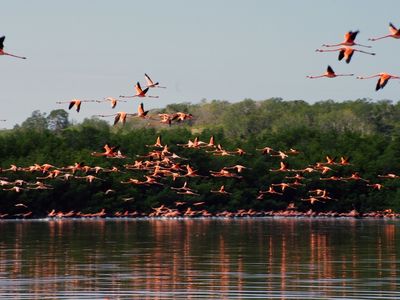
xmin=2 ymin=0 xmax=400 ymax=128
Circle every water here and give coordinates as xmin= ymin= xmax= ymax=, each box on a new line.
xmin=0 ymin=218 xmax=398 ymax=299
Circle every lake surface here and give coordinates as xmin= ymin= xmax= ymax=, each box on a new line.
xmin=0 ymin=218 xmax=398 ymax=299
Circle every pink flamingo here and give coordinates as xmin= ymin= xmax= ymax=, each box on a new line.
xmin=120 ymin=82 xmax=159 ymax=98
xmin=369 ymin=23 xmax=400 ymax=41
xmin=145 ymin=73 xmax=166 ymax=88
xmin=315 ymin=46 xmax=375 ymax=63
xmin=322 ymin=30 xmax=371 ymax=48
xmin=307 ymin=65 xmax=353 ymax=79
xmin=356 ymin=73 xmax=400 ymax=91
xmin=56 ymin=99 xmax=96 ymax=112
xmin=0 ymin=36 xmax=26 ymax=59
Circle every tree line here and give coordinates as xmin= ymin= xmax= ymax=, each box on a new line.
xmin=0 ymin=98 xmax=399 ymax=217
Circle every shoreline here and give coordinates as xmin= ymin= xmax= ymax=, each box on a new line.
xmin=2 ymin=209 xmax=400 ymax=220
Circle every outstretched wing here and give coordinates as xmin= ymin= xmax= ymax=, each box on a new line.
xmin=345 ymin=50 xmax=354 ymax=64
xmin=0 ymin=36 xmax=5 ymax=50
xmin=114 ymin=113 xmax=121 ymax=125
xmin=389 ymin=22 xmax=399 ymax=35
xmin=68 ymin=101 xmax=75 ymax=110
xmin=135 ymin=82 xmax=143 ymax=94
xmin=145 ymin=73 xmax=154 ymax=85
xmin=349 ymin=30 xmax=359 ymax=42
xmin=338 ymin=49 xmax=345 ymax=61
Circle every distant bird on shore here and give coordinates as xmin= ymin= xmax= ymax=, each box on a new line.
xmin=356 ymin=73 xmax=400 ymax=91
xmin=0 ymin=36 xmax=26 ymax=59
xmin=315 ymin=46 xmax=375 ymax=63
xmin=369 ymin=23 xmax=400 ymax=41
xmin=307 ymin=65 xmax=354 ymax=79
xmin=322 ymin=30 xmax=371 ymax=48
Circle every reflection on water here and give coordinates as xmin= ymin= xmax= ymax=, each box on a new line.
xmin=0 ymin=218 xmax=399 ymax=299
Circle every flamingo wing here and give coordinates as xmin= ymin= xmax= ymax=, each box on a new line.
xmin=113 ymin=113 xmax=121 ymax=125
xmin=0 ymin=36 xmax=4 ymax=50
xmin=145 ymin=73 xmax=154 ymax=85
xmin=338 ymin=49 xmax=345 ymax=61
xmin=68 ymin=101 xmax=75 ymax=110
xmin=379 ymin=77 xmax=389 ymax=90
xmin=389 ymin=22 xmax=399 ymax=35
xmin=345 ymin=50 xmax=354 ymax=64
xmin=141 ymin=87 xmax=149 ymax=96
xmin=349 ymin=30 xmax=359 ymax=42
xmin=326 ymin=65 xmax=335 ymax=75
xmin=135 ymin=82 xmax=143 ymax=94
xmin=111 ymin=99 xmax=117 ymax=108
xmin=138 ymin=103 xmax=145 ymax=114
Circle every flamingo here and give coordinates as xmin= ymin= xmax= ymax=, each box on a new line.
xmin=211 ymin=185 xmax=231 ymax=195
xmin=96 ymin=111 xmax=135 ymax=126
xmin=369 ymin=23 xmax=400 ymax=41
xmin=256 ymin=146 xmax=276 ymax=155
xmin=223 ymin=164 xmax=250 ymax=173
xmin=367 ymin=183 xmax=384 ymax=190
xmin=171 ymin=112 xmax=193 ymax=122
xmin=158 ymin=113 xmax=174 ymax=126
xmin=97 ymin=97 xmax=126 ymax=109
xmin=119 ymin=82 xmax=159 ymax=98
xmin=315 ymin=46 xmax=375 ymax=63
xmin=74 ymin=175 xmax=105 ymax=183
xmin=377 ymin=173 xmax=400 ymax=179
xmin=56 ymin=99 xmax=96 ymax=112
xmin=177 ymin=190 xmax=200 ymax=196
xmin=91 ymin=144 xmax=120 ymax=157
xmin=0 ymin=36 xmax=26 ymax=59
xmin=269 ymin=161 xmax=291 ymax=172
xmin=307 ymin=65 xmax=354 ymax=79
xmin=259 ymin=186 xmax=283 ymax=196
xmin=301 ymin=197 xmax=322 ymax=205
xmin=356 ymin=73 xmax=400 ymax=91
xmin=271 ymin=182 xmax=294 ymax=192
xmin=96 ymin=103 xmax=149 ymax=125
xmin=322 ymin=30 xmax=371 ymax=48
xmin=145 ymin=73 xmax=166 ymax=88
xmin=135 ymin=102 xmax=150 ymax=118
xmin=146 ymin=136 xmax=163 ymax=148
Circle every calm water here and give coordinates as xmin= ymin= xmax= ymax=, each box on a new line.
xmin=0 ymin=218 xmax=399 ymax=299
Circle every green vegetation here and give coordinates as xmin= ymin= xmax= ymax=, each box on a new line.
xmin=1 ymin=98 xmax=400 ymax=217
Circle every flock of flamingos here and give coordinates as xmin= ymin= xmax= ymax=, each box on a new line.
xmin=1 ymin=23 xmax=400 ymax=219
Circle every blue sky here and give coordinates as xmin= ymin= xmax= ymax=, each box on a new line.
xmin=2 ymin=0 xmax=400 ymax=128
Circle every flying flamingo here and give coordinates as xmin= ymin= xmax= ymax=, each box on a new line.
xmin=369 ymin=23 xmax=400 ymax=41
xmin=322 ymin=30 xmax=371 ymax=48
xmin=315 ymin=46 xmax=375 ymax=63
xmin=96 ymin=103 xmax=149 ymax=125
xmin=145 ymin=73 xmax=166 ymax=88
xmin=146 ymin=136 xmax=164 ymax=148
xmin=56 ymin=99 xmax=96 ymax=112
xmin=120 ymin=82 xmax=159 ymax=98
xmin=95 ymin=111 xmax=136 ymax=126
xmin=97 ymin=97 xmax=126 ymax=109
xmin=356 ymin=73 xmax=400 ymax=91
xmin=307 ymin=65 xmax=354 ymax=79
xmin=0 ymin=36 xmax=26 ymax=59
xmin=210 ymin=185 xmax=231 ymax=195
xmin=91 ymin=144 xmax=120 ymax=158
